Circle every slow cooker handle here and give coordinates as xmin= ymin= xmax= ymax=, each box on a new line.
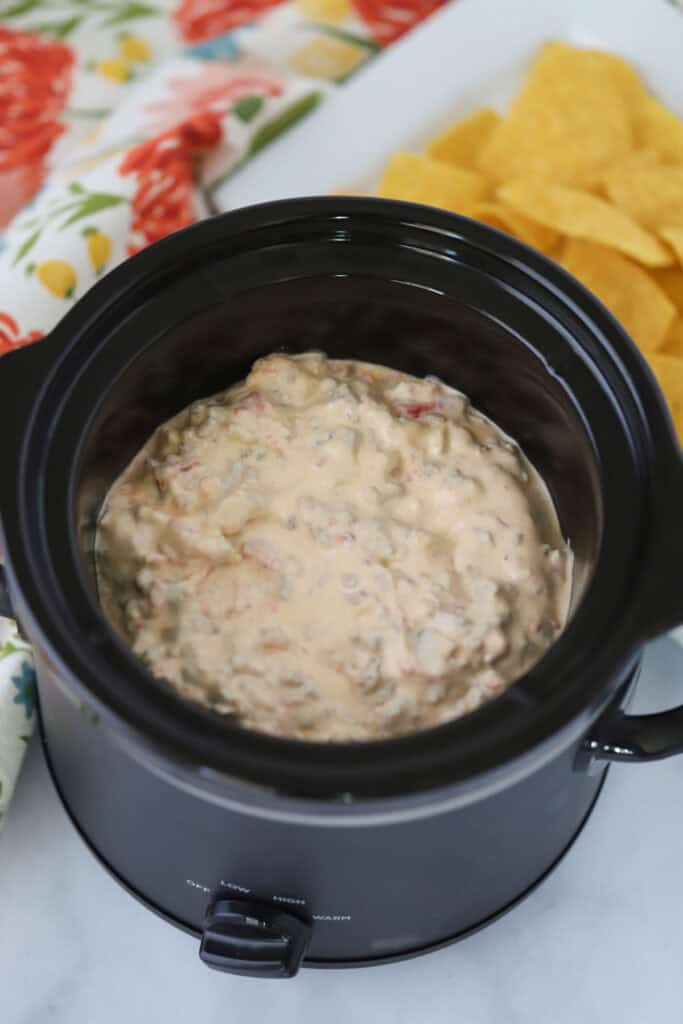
xmin=583 ymin=704 xmax=683 ymax=767
xmin=583 ymin=451 xmax=683 ymax=765
xmin=0 ymin=339 xmax=60 ymax=631
xmin=0 ymin=337 xmax=60 ymax=445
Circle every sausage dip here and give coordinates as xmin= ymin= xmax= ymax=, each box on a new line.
xmin=96 ymin=353 xmax=572 ymax=741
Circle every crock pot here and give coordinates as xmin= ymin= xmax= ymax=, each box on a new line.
xmin=1 ymin=198 xmax=683 ymax=977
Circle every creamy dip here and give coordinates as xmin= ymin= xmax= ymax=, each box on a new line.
xmin=96 ymin=353 xmax=572 ymax=741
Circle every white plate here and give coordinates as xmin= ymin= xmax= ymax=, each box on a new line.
xmin=214 ymin=0 xmax=683 ymax=208
xmin=215 ymin=0 xmax=683 ymax=646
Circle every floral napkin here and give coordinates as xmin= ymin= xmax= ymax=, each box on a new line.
xmin=0 ymin=0 xmax=447 ymax=826
xmin=0 ymin=620 xmax=34 ymax=829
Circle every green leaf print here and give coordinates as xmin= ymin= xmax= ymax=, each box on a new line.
xmin=0 ymin=641 xmax=20 ymax=660
xmin=103 ymin=1 xmax=158 ymax=26
xmin=305 ymin=24 xmax=381 ymax=54
xmin=233 ymin=96 xmax=265 ymax=124
xmin=59 ymin=192 xmax=126 ymax=228
xmin=66 ymin=108 xmax=112 ymax=120
xmin=208 ymin=92 xmax=323 ymax=193
xmin=29 ymin=14 xmax=82 ymax=36
xmin=1 ymin=0 xmax=162 ymax=33
xmin=12 ymin=185 xmax=128 ymax=267
xmin=248 ymin=91 xmax=322 ymax=156
xmin=0 ymin=0 xmax=41 ymax=18
xmin=13 ymin=228 xmax=42 ymax=268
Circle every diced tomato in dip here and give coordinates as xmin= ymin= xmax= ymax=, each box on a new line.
xmin=393 ymin=401 xmax=437 ymax=419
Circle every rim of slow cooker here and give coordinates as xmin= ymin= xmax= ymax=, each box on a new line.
xmin=10 ymin=198 xmax=675 ymax=804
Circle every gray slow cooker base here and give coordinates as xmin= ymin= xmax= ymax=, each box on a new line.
xmin=39 ymin=710 xmax=608 ymax=969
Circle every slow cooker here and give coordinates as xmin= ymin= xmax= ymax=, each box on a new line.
xmin=1 ymin=198 xmax=683 ymax=977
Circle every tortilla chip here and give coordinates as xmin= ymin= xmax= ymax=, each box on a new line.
xmin=659 ymin=226 xmax=683 ymax=267
xmin=599 ymin=51 xmax=651 ymax=109
xmin=378 ymin=152 xmax=488 ymax=212
xmin=651 ymin=268 xmax=683 ymax=314
xmin=470 ymin=201 xmax=559 ymax=253
xmin=633 ymin=96 xmax=683 ymax=165
xmin=599 ymin=149 xmax=662 ymax=181
xmin=560 ymin=239 xmax=676 ymax=352
xmin=662 ymin=318 xmax=683 ymax=358
xmin=498 ymin=179 xmax=672 ymax=267
xmin=477 ymin=42 xmax=633 ymax=186
xmin=427 ymin=109 xmax=501 ymax=170
xmin=649 ymin=354 xmax=683 ymax=441
xmin=602 ymin=161 xmax=683 ymax=229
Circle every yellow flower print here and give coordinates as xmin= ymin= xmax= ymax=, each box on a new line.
xmin=295 ymin=0 xmax=352 ymax=22
xmin=118 ymin=34 xmax=152 ymax=63
xmin=289 ymin=35 xmax=368 ymax=81
xmin=85 ymin=126 xmax=103 ymax=145
xmin=95 ymin=57 xmax=132 ymax=83
xmin=83 ymin=227 xmax=112 ymax=275
xmin=91 ymin=34 xmax=150 ymax=84
xmin=34 ymin=260 xmax=77 ymax=299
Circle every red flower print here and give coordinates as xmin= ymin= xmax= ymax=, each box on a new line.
xmin=0 ymin=165 xmax=45 ymax=227
xmin=351 ymin=0 xmax=448 ymax=44
xmin=120 ymin=113 xmax=223 ymax=254
xmin=0 ymin=313 xmax=43 ymax=356
xmin=0 ymin=27 xmax=74 ymax=227
xmin=173 ymin=0 xmax=286 ymax=43
xmin=142 ymin=65 xmax=284 ymax=135
xmin=120 ymin=67 xmax=284 ymax=254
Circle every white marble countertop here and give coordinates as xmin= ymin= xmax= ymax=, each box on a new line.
xmin=2 ymin=636 xmax=683 ymax=1024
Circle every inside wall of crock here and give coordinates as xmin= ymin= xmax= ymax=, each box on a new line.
xmin=74 ymin=273 xmax=601 ymax=618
